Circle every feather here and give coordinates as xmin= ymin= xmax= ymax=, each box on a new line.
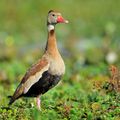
xmin=9 ymin=57 xmax=50 ymax=104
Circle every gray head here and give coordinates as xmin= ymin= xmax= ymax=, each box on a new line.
xmin=47 ymin=10 xmax=69 ymax=25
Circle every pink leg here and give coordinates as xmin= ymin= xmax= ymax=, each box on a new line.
xmin=36 ymin=96 xmax=41 ymax=111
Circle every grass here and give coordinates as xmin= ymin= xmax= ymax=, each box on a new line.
xmin=0 ymin=0 xmax=120 ymax=120
xmin=0 ymin=60 xmax=120 ymax=120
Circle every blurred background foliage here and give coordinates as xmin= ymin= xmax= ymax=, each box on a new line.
xmin=0 ymin=0 xmax=120 ymax=120
xmin=0 ymin=0 xmax=120 ymax=63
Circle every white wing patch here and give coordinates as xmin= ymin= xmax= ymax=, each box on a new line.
xmin=23 ymin=63 xmax=50 ymax=94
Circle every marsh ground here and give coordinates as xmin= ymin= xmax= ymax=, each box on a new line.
xmin=0 ymin=0 xmax=120 ymax=120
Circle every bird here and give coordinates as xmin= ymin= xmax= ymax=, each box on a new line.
xmin=9 ymin=10 xmax=69 ymax=110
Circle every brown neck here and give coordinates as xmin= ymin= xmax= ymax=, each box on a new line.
xmin=45 ymin=28 xmax=59 ymax=56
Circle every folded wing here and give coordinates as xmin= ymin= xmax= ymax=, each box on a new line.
xmin=9 ymin=57 xmax=50 ymax=104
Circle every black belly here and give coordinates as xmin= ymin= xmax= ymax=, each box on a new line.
xmin=24 ymin=71 xmax=62 ymax=97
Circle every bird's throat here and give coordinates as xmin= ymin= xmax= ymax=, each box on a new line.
xmin=47 ymin=24 xmax=55 ymax=32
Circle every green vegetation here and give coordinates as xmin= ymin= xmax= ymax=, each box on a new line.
xmin=0 ymin=0 xmax=120 ymax=120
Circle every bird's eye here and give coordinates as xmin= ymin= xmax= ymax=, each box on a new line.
xmin=52 ymin=14 xmax=55 ymax=17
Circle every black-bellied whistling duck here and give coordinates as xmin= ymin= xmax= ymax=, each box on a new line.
xmin=9 ymin=10 xmax=68 ymax=110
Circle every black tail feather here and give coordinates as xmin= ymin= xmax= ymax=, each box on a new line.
xmin=7 ymin=95 xmax=12 ymax=98
xmin=8 ymin=95 xmax=14 ymax=105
